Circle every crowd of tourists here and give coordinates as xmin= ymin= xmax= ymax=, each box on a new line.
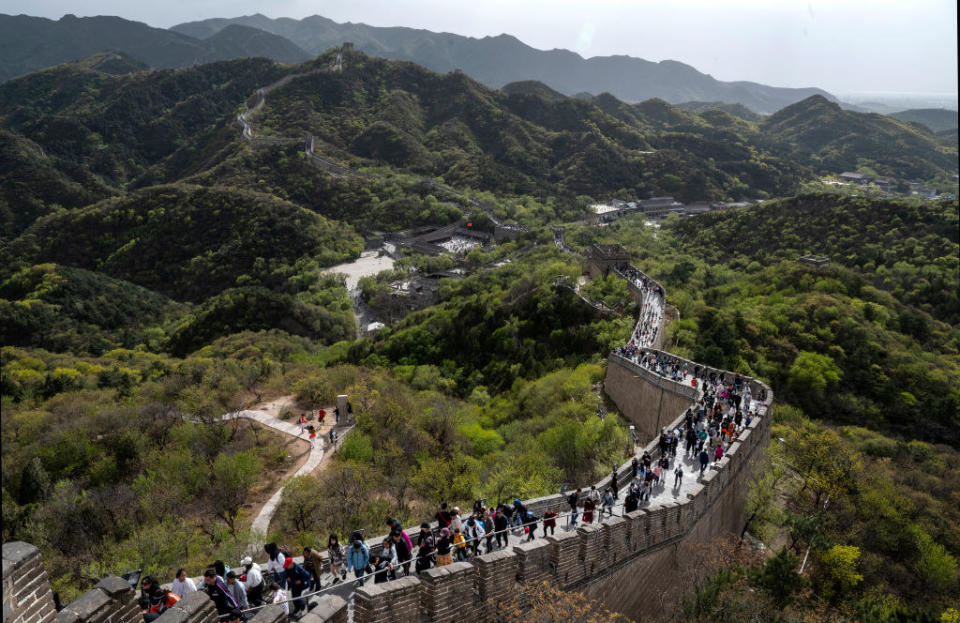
xmin=140 ymin=264 xmax=765 ymax=621
xmin=146 ymin=371 xmax=763 ymax=622
xmin=614 ymin=265 xmax=664 ymax=349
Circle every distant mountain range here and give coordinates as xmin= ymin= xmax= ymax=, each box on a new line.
xmin=3 ymin=12 xmax=835 ymax=113
xmin=0 ymin=14 xmax=310 ymax=81
xmin=170 ymin=13 xmax=836 ymax=113
xmin=888 ymin=109 xmax=959 ymax=133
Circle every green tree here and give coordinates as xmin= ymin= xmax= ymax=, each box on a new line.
xmin=208 ymin=451 xmax=261 ymax=534
xmin=915 ymin=530 xmax=958 ymax=594
xmin=816 ymin=545 xmax=863 ymax=602
xmin=754 ymin=548 xmax=804 ymax=608
xmin=787 ymin=351 xmax=842 ymax=406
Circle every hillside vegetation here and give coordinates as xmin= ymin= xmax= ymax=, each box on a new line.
xmin=7 ymin=184 xmax=362 ymax=302
xmin=1 ymin=47 xmax=958 ymax=619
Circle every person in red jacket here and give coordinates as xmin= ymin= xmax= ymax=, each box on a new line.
xmin=139 ymin=576 xmax=180 ymax=623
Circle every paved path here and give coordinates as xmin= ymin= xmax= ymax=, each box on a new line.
xmin=219 ymin=409 xmax=350 ymax=543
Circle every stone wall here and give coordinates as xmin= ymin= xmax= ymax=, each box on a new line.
xmin=604 ymin=353 xmax=697 ymax=442
xmin=3 ymin=542 xmax=57 ymax=623
xmin=56 ymin=578 xmax=139 ymax=623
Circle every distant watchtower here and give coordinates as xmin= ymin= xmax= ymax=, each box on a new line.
xmin=798 ymin=254 xmax=831 ymax=270
xmin=342 ymin=42 xmax=354 ymax=50
xmin=588 ymin=244 xmax=631 ymax=278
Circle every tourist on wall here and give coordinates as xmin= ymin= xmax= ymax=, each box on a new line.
xmin=202 ymin=570 xmax=241 ymax=623
xmin=170 ymin=569 xmax=196 ymax=598
xmin=436 ymin=528 xmax=453 ymax=566
xmin=416 ymin=523 xmax=436 ymax=572
xmin=567 ymin=488 xmax=581 ymax=528
xmin=494 ymin=505 xmax=510 ymax=546
xmin=327 ymin=534 xmax=346 ymax=584
xmin=302 ymin=546 xmax=324 ymax=591
xmin=139 ymin=576 xmax=181 ymax=623
xmin=347 ymin=533 xmax=370 ymax=586
xmin=263 ymin=543 xmax=286 ymax=589
xmin=283 ymin=557 xmax=311 ymax=615
xmin=392 ymin=529 xmax=413 ymax=576
xmin=239 ymin=557 xmax=264 ymax=606
xmin=224 ymin=572 xmax=248 ymax=609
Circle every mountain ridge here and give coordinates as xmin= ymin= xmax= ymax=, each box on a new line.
xmin=0 ymin=13 xmax=311 ymax=82
xmin=170 ymin=12 xmax=835 ymax=113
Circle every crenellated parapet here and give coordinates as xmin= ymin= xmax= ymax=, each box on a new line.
xmin=21 ymin=258 xmax=772 ymax=623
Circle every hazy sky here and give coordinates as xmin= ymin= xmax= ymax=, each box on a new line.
xmin=5 ymin=0 xmax=958 ymax=95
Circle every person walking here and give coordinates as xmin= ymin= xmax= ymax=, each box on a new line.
xmin=302 ymin=546 xmax=324 ymax=591
xmin=139 ymin=577 xmax=181 ymax=623
xmin=263 ymin=543 xmax=286 ymax=589
xmin=392 ymin=529 xmax=412 ymax=577
xmin=283 ymin=558 xmax=311 ymax=615
xmin=224 ymin=572 xmax=248 ymax=609
xmin=201 ymin=571 xmax=240 ymax=623
xmin=699 ymin=448 xmax=710 ymax=474
xmin=347 ymin=534 xmax=370 ymax=586
xmin=239 ymin=557 xmax=264 ymax=606
xmin=299 ymin=414 xmax=307 ymax=435
xmin=674 ymin=464 xmax=683 ymax=488
xmin=307 ymin=425 xmax=317 ymax=449
xmin=327 ymin=535 xmax=346 ymax=584
xmin=567 ymin=489 xmax=581 ymax=529
xmin=494 ymin=506 xmax=509 ymax=548
xmin=416 ymin=523 xmax=436 ymax=572
xmin=601 ymin=488 xmax=615 ymax=517
xmin=543 ymin=509 xmax=558 ymax=536
xmin=436 ymin=528 xmax=453 ymax=566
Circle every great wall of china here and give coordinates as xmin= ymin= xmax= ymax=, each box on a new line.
xmin=3 ymin=47 xmax=772 ymax=623
xmin=3 ymin=240 xmax=772 ymax=623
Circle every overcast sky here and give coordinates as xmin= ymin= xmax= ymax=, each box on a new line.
xmin=5 ymin=0 xmax=958 ymax=95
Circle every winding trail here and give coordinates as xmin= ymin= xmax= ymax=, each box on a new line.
xmin=219 ymin=408 xmax=353 ymax=543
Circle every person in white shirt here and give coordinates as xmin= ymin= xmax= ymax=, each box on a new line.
xmin=239 ymin=557 xmax=264 ymax=606
xmin=170 ymin=569 xmax=197 ymax=598
xmin=270 ymin=583 xmax=289 ymax=615
xmin=450 ymin=507 xmax=463 ymax=534
xmin=263 ymin=543 xmax=286 ymax=588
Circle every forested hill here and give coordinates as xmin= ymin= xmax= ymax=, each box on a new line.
xmin=889 ymin=108 xmax=959 ymax=133
xmin=0 ymin=14 xmax=311 ymax=82
xmin=668 ymin=194 xmax=960 ymax=324
xmin=1 ymin=49 xmax=957 ymax=258
xmin=760 ymin=96 xmax=958 ymax=181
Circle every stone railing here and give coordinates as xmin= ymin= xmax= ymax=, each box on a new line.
xmin=1 ymin=542 xmax=349 ymax=623
xmin=343 ymin=261 xmax=773 ymax=621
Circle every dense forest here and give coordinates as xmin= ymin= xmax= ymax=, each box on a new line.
xmin=1 ymin=45 xmax=958 ymax=621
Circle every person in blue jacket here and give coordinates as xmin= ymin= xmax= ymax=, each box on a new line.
xmin=347 ymin=533 xmax=370 ymax=586
xmin=283 ymin=558 xmax=311 ymax=615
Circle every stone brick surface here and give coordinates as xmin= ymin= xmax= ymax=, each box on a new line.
xmin=420 ymin=562 xmax=474 ymax=623
xmin=577 ymin=524 xmax=603 ymax=577
xmin=471 ymin=550 xmax=517 ymax=620
xmin=300 ymin=596 xmax=346 ymax=623
xmin=354 ymin=576 xmax=420 ymax=623
xmin=513 ymin=540 xmax=551 ymax=585
xmin=248 ymin=605 xmax=286 ymax=623
xmin=3 ymin=542 xmax=56 ymax=623
xmin=546 ymin=531 xmax=582 ymax=588
xmin=601 ymin=517 xmax=629 ymax=565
